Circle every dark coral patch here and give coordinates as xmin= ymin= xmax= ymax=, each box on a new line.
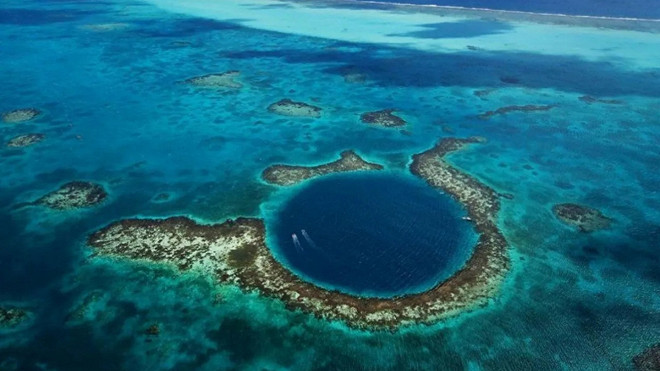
xmin=579 ymin=95 xmax=624 ymax=105
xmin=633 ymin=343 xmax=660 ymax=371
xmin=35 ymin=181 xmax=107 ymax=210
xmin=360 ymin=109 xmax=406 ymax=127
xmin=478 ymin=104 xmax=556 ymax=119
xmin=6 ymin=133 xmax=45 ymax=148
xmin=267 ymin=99 xmax=321 ymax=118
xmin=0 ymin=306 xmax=31 ymax=329
xmin=552 ymin=203 xmax=613 ymax=232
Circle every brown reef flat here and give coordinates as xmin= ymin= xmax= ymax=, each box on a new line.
xmin=36 ymin=181 xmax=108 ymax=210
xmin=552 ymin=203 xmax=613 ymax=232
xmin=2 ymin=108 xmax=41 ymax=123
xmin=478 ymin=104 xmax=556 ymax=119
xmin=261 ymin=150 xmax=383 ymax=186
xmin=7 ymin=133 xmax=45 ymax=148
xmin=360 ymin=109 xmax=406 ymax=127
xmin=184 ymin=71 xmax=242 ymax=89
xmin=89 ymin=138 xmax=510 ymax=329
xmin=267 ymin=99 xmax=322 ymax=118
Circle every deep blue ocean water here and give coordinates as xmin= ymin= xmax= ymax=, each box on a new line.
xmin=270 ymin=173 xmax=475 ymax=297
xmin=0 ymin=0 xmax=658 ymax=369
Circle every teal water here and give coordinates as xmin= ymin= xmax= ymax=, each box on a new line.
xmin=0 ymin=0 xmax=659 ymax=370
xmin=268 ymin=173 xmax=476 ymax=298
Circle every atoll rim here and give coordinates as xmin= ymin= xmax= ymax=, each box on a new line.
xmin=87 ymin=138 xmax=509 ymax=329
xmin=262 ymin=150 xmax=383 ymax=186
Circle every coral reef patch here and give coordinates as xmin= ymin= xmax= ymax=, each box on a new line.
xmin=552 ymin=203 xmax=613 ymax=232
xmin=6 ymin=133 xmax=45 ymax=148
xmin=579 ymin=95 xmax=624 ymax=105
xmin=80 ymin=23 xmax=130 ymax=32
xmin=2 ymin=108 xmax=41 ymax=123
xmin=184 ymin=71 xmax=242 ymax=89
xmin=261 ymin=150 xmax=383 ymax=186
xmin=360 ymin=109 xmax=407 ymax=127
xmin=478 ymin=104 xmax=556 ymax=119
xmin=35 ymin=181 xmax=108 ymax=210
xmin=0 ymin=306 xmax=31 ymax=329
xmin=267 ymin=99 xmax=322 ymax=118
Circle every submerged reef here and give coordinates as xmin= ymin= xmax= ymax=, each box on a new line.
xmin=184 ymin=71 xmax=242 ymax=89
xmin=151 ymin=192 xmax=173 ymax=203
xmin=88 ymin=138 xmax=509 ymax=329
xmin=267 ymin=99 xmax=322 ymax=118
xmin=80 ymin=23 xmax=130 ymax=32
xmin=2 ymin=108 xmax=41 ymax=123
xmin=552 ymin=203 xmax=613 ymax=232
xmin=6 ymin=133 xmax=45 ymax=148
xmin=36 ymin=181 xmax=108 ymax=210
xmin=579 ymin=95 xmax=624 ymax=105
xmin=65 ymin=291 xmax=104 ymax=325
xmin=478 ymin=104 xmax=556 ymax=119
xmin=360 ymin=109 xmax=407 ymax=127
xmin=343 ymin=72 xmax=366 ymax=83
xmin=633 ymin=344 xmax=660 ymax=371
xmin=0 ymin=306 xmax=31 ymax=329
xmin=474 ymin=89 xmax=495 ymax=98
xmin=261 ymin=150 xmax=383 ymax=186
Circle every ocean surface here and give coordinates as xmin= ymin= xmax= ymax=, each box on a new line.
xmin=0 ymin=0 xmax=659 ymax=370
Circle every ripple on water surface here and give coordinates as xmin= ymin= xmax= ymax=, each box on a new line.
xmin=268 ymin=173 xmax=478 ymax=298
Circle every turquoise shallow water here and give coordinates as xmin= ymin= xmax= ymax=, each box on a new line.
xmin=0 ymin=0 xmax=659 ymax=370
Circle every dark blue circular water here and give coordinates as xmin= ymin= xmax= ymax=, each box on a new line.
xmin=269 ymin=173 xmax=476 ymax=298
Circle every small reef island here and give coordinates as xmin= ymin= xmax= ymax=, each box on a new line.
xmin=552 ymin=203 xmax=613 ymax=232
xmin=35 ymin=181 xmax=108 ymax=210
xmin=360 ymin=109 xmax=407 ymax=127
xmin=267 ymin=99 xmax=322 ymax=118
xmin=88 ymin=138 xmax=510 ymax=329
xmin=7 ymin=133 xmax=45 ymax=148
xmin=2 ymin=108 xmax=41 ymax=123
xmin=183 ymin=71 xmax=243 ymax=89
xmin=261 ymin=150 xmax=383 ymax=186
